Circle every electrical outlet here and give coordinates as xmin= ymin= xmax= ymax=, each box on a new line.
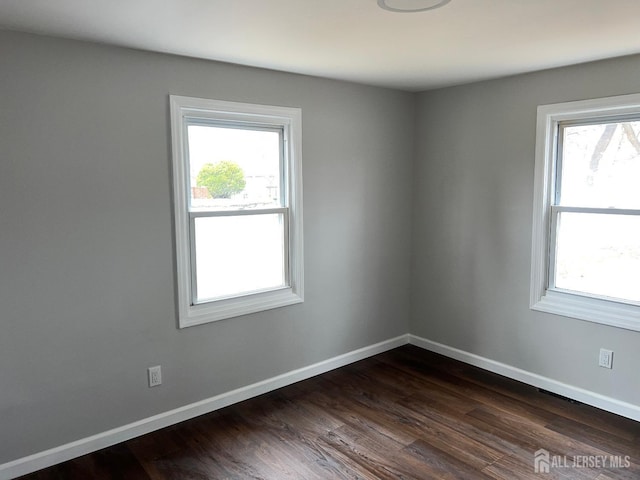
xmin=148 ymin=365 xmax=162 ymax=387
xmin=598 ymin=349 xmax=613 ymax=369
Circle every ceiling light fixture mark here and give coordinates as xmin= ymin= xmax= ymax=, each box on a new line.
xmin=377 ymin=0 xmax=451 ymax=13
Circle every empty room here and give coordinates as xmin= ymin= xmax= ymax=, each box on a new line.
xmin=1 ymin=1 xmax=640 ymax=479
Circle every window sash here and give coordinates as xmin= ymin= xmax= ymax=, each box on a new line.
xmin=548 ymin=206 xmax=640 ymax=304
xmin=555 ymin=119 xmax=640 ymax=209
xmin=185 ymin=120 xmax=286 ymax=213
xmin=188 ymin=208 xmax=291 ymax=305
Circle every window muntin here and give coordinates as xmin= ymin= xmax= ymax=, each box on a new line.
xmin=170 ymin=96 xmax=303 ymax=327
xmin=531 ymin=94 xmax=640 ymax=331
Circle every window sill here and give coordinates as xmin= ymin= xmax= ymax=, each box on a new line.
xmin=179 ymin=287 xmax=303 ymax=328
xmin=532 ymin=289 xmax=640 ymax=332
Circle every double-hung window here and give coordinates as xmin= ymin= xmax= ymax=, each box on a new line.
xmin=170 ymin=96 xmax=303 ymax=327
xmin=531 ymin=93 xmax=640 ymax=331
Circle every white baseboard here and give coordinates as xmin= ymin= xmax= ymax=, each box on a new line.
xmin=408 ymin=334 xmax=640 ymax=422
xmin=0 ymin=334 xmax=409 ymax=480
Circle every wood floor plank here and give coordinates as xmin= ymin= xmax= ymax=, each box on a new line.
xmin=481 ymin=453 xmax=595 ymax=480
xmin=455 ymin=364 xmax=640 ymax=443
xmin=402 ymin=439 xmax=495 ymax=480
xmin=311 ymin=374 xmax=505 ymax=470
xmin=319 ymin=424 xmax=435 ymax=480
xmin=545 ymin=415 xmax=640 ymax=463
xmin=389 ymin=376 xmax=536 ymax=461
xmin=467 ymin=405 xmax=611 ymax=458
xmin=387 ymin=346 xmax=640 ymax=442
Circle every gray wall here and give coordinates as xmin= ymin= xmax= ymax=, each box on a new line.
xmin=3 ymin=26 xmax=640 ymax=468
xmin=411 ymin=55 xmax=640 ymax=406
xmin=0 ymin=30 xmax=414 ymax=463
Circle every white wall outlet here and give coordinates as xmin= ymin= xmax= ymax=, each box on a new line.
xmin=598 ymin=349 xmax=613 ymax=369
xmin=148 ymin=365 xmax=162 ymax=387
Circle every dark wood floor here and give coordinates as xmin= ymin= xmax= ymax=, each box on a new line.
xmin=17 ymin=345 xmax=640 ymax=479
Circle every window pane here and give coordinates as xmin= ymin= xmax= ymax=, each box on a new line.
xmin=194 ymin=214 xmax=286 ymax=302
xmin=560 ymin=122 xmax=640 ymax=209
xmin=188 ymin=125 xmax=282 ymax=211
xmin=555 ymin=212 xmax=640 ymax=303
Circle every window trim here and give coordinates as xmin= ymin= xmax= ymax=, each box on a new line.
xmin=530 ymin=93 xmax=640 ymax=332
xmin=170 ymin=95 xmax=304 ymax=328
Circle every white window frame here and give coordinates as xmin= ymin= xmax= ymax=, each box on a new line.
xmin=531 ymin=93 xmax=640 ymax=332
xmin=170 ymin=95 xmax=304 ymax=328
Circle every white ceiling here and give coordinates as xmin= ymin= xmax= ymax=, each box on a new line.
xmin=2 ymin=0 xmax=640 ymax=91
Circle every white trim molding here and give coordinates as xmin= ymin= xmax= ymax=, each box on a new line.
xmin=0 ymin=335 xmax=408 ymax=480
xmin=409 ymin=334 xmax=640 ymax=422
xmin=169 ymin=95 xmax=304 ymax=328
xmin=530 ymin=93 xmax=640 ymax=332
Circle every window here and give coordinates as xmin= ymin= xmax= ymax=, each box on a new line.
xmin=170 ymin=96 xmax=303 ymax=327
xmin=531 ymin=93 xmax=640 ymax=331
